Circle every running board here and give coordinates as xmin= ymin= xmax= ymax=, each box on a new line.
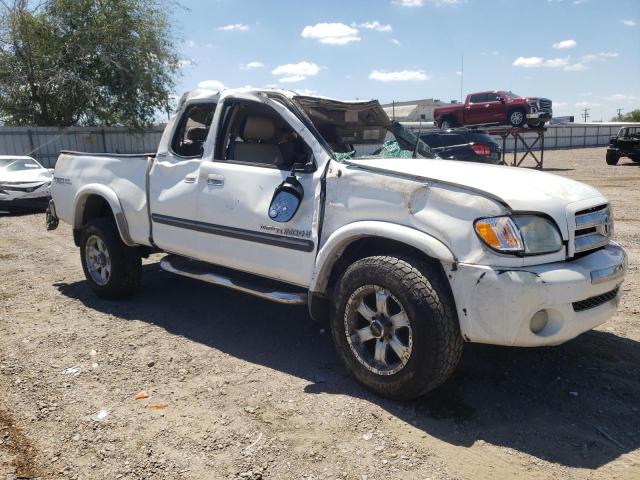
xmin=160 ymin=255 xmax=308 ymax=305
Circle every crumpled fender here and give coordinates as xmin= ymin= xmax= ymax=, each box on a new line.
xmin=73 ymin=184 xmax=135 ymax=246
xmin=309 ymin=220 xmax=456 ymax=293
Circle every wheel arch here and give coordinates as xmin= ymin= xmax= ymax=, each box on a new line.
xmin=72 ymin=185 xmax=135 ymax=247
xmin=310 ymin=221 xmax=456 ymax=297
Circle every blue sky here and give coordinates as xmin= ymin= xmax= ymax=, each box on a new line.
xmin=175 ymin=0 xmax=640 ymax=121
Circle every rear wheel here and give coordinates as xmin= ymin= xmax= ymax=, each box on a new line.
xmin=508 ymin=109 xmax=526 ymax=127
xmin=440 ymin=118 xmax=457 ymax=130
xmin=606 ymin=150 xmax=620 ymax=166
xmin=330 ymin=255 xmax=463 ymax=400
xmin=80 ymin=217 xmax=141 ymax=299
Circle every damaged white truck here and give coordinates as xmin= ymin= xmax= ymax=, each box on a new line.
xmin=47 ymin=88 xmax=627 ymax=399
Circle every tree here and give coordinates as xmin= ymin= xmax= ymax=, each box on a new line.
xmin=0 ymin=0 xmax=180 ymax=127
xmin=611 ymin=109 xmax=640 ymax=122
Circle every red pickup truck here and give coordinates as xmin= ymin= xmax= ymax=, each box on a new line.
xmin=434 ymin=91 xmax=552 ymax=129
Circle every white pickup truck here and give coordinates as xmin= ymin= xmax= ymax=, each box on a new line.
xmin=47 ymin=87 xmax=627 ymax=399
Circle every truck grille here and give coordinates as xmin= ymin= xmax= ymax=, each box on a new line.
xmin=573 ymin=204 xmax=612 ymax=256
xmin=538 ymin=98 xmax=552 ymax=113
xmin=572 ymin=287 xmax=619 ymax=312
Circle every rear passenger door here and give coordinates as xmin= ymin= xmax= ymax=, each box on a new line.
xmin=191 ymin=97 xmax=322 ymax=287
xmin=149 ymin=102 xmax=216 ymax=258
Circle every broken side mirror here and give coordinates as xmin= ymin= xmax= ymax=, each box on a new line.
xmin=268 ymin=174 xmax=304 ymax=223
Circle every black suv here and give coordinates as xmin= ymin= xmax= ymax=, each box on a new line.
xmin=420 ymin=128 xmax=502 ymax=164
xmin=606 ymin=126 xmax=640 ymax=165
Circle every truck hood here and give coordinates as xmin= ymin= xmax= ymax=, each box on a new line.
xmin=0 ymin=168 xmax=51 ymax=184
xmin=350 ymin=157 xmax=605 ymax=227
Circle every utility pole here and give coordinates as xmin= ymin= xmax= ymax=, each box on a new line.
xmin=460 ymin=55 xmax=464 ymax=103
xmin=616 ymin=108 xmax=623 ymax=120
xmin=581 ymin=108 xmax=590 ymax=123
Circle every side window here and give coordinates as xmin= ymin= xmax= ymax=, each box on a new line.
xmin=486 ymin=92 xmax=499 ymax=102
xmin=470 ymin=93 xmax=487 ymax=103
xmin=216 ymin=101 xmax=311 ymax=169
xmin=171 ymin=103 xmax=216 ymax=158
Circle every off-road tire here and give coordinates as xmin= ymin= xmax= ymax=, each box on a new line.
xmin=440 ymin=118 xmax=457 ymax=130
xmin=508 ymin=108 xmax=526 ymax=127
xmin=606 ymin=150 xmax=620 ymax=166
xmin=80 ymin=217 xmax=141 ymax=299
xmin=330 ymin=255 xmax=463 ymax=400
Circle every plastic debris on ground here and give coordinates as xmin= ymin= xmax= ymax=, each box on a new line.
xmin=134 ymin=390 xmax=150 ymax=400
xmin=63 ymin=366 xmax=81 ymax=376
xmin=92 ymin=409 xmax=109 ymax=422
xmin=148 ymin=403 xmax=170 ymax=410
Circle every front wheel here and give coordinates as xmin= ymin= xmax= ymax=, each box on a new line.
xmin=80 ymin=218 xmax=142 ymax=299
xmin=508 ymin=109 xmax=526 ymax=127
xmin=606 ymin=150 xmax=620 ymax=166
xmin=330 ymin=256 xmax=463 ymax=400
xmin=440 ymin=118 xmax=456 ymax=130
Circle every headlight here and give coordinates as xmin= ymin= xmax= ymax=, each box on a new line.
xmin=475 ymin=215 xmax=563 ymax=255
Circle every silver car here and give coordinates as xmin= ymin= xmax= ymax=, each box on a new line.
xmin=0 ymin=156 xmax=53 ymax=212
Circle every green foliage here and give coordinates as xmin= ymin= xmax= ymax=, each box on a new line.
xmin=611 ymin=109 xmax=640 ymax=122
xmin=0 ymin=0 xmax=180 ymax=127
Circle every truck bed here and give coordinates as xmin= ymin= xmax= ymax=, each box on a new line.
xmin=51 ymin=151 xmax=154 ymax=246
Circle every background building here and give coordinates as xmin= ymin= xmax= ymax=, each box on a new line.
xmin=382 ymin=98 xmax=455 ymax=122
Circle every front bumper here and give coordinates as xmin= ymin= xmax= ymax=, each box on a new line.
xmin=526 ymin=111 xmax=552 ymax=121
xmin=450 ymin=243 xmax=627 ymax=347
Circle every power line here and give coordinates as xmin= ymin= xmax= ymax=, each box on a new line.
xmin=581 ymin=108 xmax=590 ymax=123
xmin=616 ymin=108 xmax=623 ymax=119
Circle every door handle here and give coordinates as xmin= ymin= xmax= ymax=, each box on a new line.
xmin=207 ymin=173 xmax=225 ymax=187
xmin=184 ymin=174 xmax=197 ymax=183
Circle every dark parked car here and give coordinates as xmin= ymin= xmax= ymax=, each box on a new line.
xmin=606 ymin=126 xmax=640 ymax=165
xmin=420 ymin=128 xmax=503 ymax=164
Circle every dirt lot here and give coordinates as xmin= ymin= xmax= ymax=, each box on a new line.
xmin=0 ymin=147 xmax=638 ymax=480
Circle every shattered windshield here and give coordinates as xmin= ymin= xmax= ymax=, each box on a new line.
xmin=333 ymin=122 xmax=436 ymax=161
xmin=292 ymin=95 xmax=436 ymax=162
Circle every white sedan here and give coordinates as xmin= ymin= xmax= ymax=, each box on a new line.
xmin=0 ymin=155 xmax=53 ymax=211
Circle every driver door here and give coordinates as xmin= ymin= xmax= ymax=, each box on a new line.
xmin=191 ymin=97 xmax=322 ymax=287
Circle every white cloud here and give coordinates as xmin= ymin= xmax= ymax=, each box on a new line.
xmin=622 ymin=19 xmax=636 ymax=27
xmin=356 ymin=21 xmax=392 ymax=32
xmin=597 ymin=52 xmax=619 ymax=58
xmin=513 ymin=56 xmax=543 ymax=67
xmin=301 ymin=23 xmax=360 ymax=45
xmin=272 ymin=61 xmax=321 ymax=83
xmin=391 ymin=38 xmax=401 ymax=45
xmin=395 ymin=0 xmax=464 ymax=5
xmin=575 ymin=101 xmax=601 ymax=108
xmin=240 ymin=61 xmax=264 ymax=70
xmin=543 ymin=57 xmax=569 ymax=68
xmin=393 ymin=0 xmax=424 ymax=6
xmin=606 ymin=94 xmax=639 ymax=102
xmin=553 ymin=101 xmax=568 ymax=108
xmin=198 ymin=80 xmax=225 ymax=91
xmin=552 ymin=39 xmax=576 ymax=49
xmin=369 ymin=69 xmax=431 ymax=82
xmin=218 ymin=23 xmax=250 ymax=32
xmin=564 ymin=63 xmax=587 ymax=71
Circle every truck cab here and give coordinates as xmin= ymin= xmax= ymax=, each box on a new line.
xmin=48 ymin=87 xmax=626 ymax=400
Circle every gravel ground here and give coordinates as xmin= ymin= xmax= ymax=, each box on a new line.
xmin=0 ymin=147 xmax=638 ymax=480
